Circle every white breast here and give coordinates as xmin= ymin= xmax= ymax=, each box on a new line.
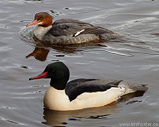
xmin=43 ymin=86 xmax=71 ymax=110
xmin=43 ymin=86 xmax=126 ymax=111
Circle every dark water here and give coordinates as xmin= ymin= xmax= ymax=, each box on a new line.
xmin=0 ymin=0 xmax=159 ymax=127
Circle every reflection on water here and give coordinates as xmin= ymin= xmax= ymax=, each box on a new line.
xmin=25 ymin=43 xmax=106 ymax=61
xmin=26 ymin=47 xmax=50 ymax=61
xmin=3 ymin=0 xmax=159 ymax=126
xmin=42 ymin=91 xmax=146 ymax=126
xmin=42 ymin=104 xmax=119 ymax=126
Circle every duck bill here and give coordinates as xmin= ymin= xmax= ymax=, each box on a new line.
xmin=29 ymin=72 xmax=48 ymax=80
xmin=26 ymin=20 xmax=38 ymax=27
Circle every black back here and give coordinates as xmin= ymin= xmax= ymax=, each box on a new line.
xmin=65 ymin=79 xmax=123 ymax=101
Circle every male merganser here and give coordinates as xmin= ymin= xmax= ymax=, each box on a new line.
xmin=27 ymin=12 xmax=121 ymax=45
xmin=29 ymin=62 xmax=148 ymax=111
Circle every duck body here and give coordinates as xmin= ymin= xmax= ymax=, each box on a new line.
xmin=29 ymin=62 xmax=148 ymax=111
xmin=44 ymin=83 xmax=122 ymax=111
xmin=27 ymin=12 xmax=121 ymax=45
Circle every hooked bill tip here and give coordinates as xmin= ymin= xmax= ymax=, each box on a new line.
xmin=29 ymin=78 xmax=33 ymax=81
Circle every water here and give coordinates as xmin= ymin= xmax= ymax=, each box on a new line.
xmin=0 ymin=0 xmax=159 ymax=127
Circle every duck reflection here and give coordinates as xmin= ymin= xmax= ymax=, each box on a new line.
xmin=26 ymin=42 xmax=105 ymax=61
xmin=42 ymin=103 xmax=119 ymax=126
xmin=26 ymin=47 xmax=50 ymax=61
xmin=42 ymin=91 xmax=146 ymax=126
xmin=51 ymin=42 xmax=105 ymax=54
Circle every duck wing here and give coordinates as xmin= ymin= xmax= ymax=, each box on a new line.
xmin=48 ymin=19 xmax=87 ymax=37
xmin=48 ymin=19 xmax=114 ymax=37
xmin=65 ymin=79 xmax=123 ymax=101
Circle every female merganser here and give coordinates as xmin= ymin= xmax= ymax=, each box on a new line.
xmin=29 ymin=62 xmax=147 ymax=111
xmin=27 ymin=12 xmax=121 ymax=45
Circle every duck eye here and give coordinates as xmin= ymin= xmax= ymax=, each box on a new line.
xmin=38 ymin=18 xmax=42 ymax=21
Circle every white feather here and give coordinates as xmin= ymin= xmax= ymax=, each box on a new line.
xmin=43 ymin=86 xmax=126 ymax=111
xmin=74 ymin=29 xmax=85 ymax=37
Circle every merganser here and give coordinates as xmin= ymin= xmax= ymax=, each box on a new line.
xmin=27 ymin=12 xmax=121 ymax=45
xmin=29 ymin=62 xmax=148 ymax=111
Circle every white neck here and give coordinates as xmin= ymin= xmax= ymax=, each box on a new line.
xmin=33 ymin=25 xmax=52 ymax=41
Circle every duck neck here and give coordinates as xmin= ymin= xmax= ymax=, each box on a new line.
xmin=50 ymin=78 xmax=68 ymax=90
xmin=33 ymin=25 xmax=52 ymax=41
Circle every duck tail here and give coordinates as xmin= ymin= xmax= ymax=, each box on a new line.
xmin=118 ymin=81 xmax=148 ymax=95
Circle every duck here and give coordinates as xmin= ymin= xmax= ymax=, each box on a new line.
xmin=26 ymin=12 xmax=121 ymax=45
xmin=29 ymin=62 xmax=148 ymax=111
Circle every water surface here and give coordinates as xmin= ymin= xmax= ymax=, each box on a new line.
xmin=0 ymin=0 xmax=159 ymax=127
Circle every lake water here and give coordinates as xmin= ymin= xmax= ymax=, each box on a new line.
xmin=0 ymin=0 xmax=159 ymax=127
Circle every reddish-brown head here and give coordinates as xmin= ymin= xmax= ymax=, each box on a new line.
xmin=27 ymin=12 xmax=53 ymax=27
